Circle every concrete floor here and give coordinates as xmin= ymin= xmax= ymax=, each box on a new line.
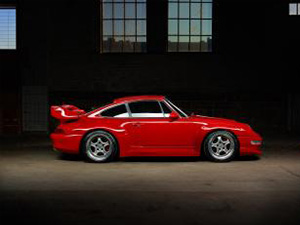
xmin=1 ymin=136 xmax=300 ymax=225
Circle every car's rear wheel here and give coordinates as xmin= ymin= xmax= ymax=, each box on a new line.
xmin=83 ymin=130 xmax=118 ymax=162
xmin=204 ymin=130 xmax=238 ymax=162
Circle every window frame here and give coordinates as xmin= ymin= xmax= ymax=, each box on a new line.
xmin=88 ymin=99 xmax=188 ymax=119
xmin=99 ymin=0 xmax=147 ymax=54
xmin=0 ymin=4 xmax=17 ymax=51
xmin=289 ymin=3 xmax=300 ymax=15
xmin=167 ymin=0 xmax=213 ymax=53
xmin=159 ymin=101 xmax=173 ymax=117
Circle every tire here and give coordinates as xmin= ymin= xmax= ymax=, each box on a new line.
xmin=204 ymin=130 xmax=238 ymax=162
xmin=83 ymin=130 xmax=118 ymax=163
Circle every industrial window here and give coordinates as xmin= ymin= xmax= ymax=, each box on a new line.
xmin=0 ymin=6 xmax=16 ymax=50
xmin=289 ymin=3 xmax=300 ymax=15
xmin=168 ymin=0 xmax=212 ymax=52
xmin=101 ymin=0 xmax=147 ymax=53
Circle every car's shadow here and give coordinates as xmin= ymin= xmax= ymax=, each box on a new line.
xmin=120 ymin=155 xmax=260 ymax=163
xmin=57 ymin=153 xmax=82 ymax=161
xmin=57 ymin=153 xmax=260 ymax=163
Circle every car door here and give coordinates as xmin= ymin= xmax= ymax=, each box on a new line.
xmin=127 ymin=100 xmax=198 ymax=156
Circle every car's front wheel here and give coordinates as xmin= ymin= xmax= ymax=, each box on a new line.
xmin=83 ymin=130 xmax=118 ymax=162
xmin=204 ymin=130 xmax=238 ymax=162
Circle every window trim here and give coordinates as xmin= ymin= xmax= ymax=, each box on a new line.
xmin=159 ymin=101 xmax=173 ymax=118
xmin=165 ymin=99 xmax=188 ymax=118
xmin=88 ymin=99 xmax=188 ymax=119
xmin=0 ymin=4 xmax=17 ymax=51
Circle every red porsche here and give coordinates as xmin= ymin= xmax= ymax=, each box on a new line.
xmin=50 ymin=95 xmax=262 ymax=162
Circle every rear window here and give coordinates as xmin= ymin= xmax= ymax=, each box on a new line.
xmin=101 ymin=104 xmax=129 ymax=117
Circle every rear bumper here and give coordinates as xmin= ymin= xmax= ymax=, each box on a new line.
xmin=50 ymin=133 xmax=82 ymax=154
xmin=238 ymin=133 xmax=263 ymax=156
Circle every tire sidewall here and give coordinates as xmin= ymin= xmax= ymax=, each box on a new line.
xmin=83 ymin=130 xmax=118 ymax=163
xmin=204 ymin=130 xmax=238 ymax=162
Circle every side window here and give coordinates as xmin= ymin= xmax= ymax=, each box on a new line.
xmin=129 ymin=101 xmax=164 ymax=118
xmin=160 ymin=101 xmax=172 ymax=117
xmin=101 ymin=104 xmax=129 ymax=117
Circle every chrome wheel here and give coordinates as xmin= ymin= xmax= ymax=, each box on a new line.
xmin=85 ymin=131 xmax=115 ymax=162
xmin=205 ymin=131 xmax=237 ymax=162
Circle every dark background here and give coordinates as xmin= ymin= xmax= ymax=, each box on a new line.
xmin=1 ymin=0 xmax=300 ymax=136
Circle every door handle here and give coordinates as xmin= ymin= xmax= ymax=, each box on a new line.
xmin=132 ymin=122 xmax=141 ymax=127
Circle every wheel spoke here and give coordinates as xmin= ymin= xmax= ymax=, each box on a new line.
xmin=90 ymin=142 xmax=97 ymax=148
xmin=217 ymin=136 xmax=222 ymax=143
xmin=211 ymin=142 xmax=218 ymax=148
xmin=222 ymin=139 xmax=230 ymax=146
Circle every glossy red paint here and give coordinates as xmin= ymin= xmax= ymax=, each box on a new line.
xmin=50 ymin=95 xmax=262 ymax=157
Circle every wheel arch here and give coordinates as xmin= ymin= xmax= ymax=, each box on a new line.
xmin=200 ymin=128 xmax=240 ymax=157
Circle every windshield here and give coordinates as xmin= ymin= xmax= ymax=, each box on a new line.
xmin=165 ymin=99 xmax=189 ymax=117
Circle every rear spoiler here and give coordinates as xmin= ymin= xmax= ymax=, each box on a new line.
xmin=51 ymin=105 xmax=86 ymax=122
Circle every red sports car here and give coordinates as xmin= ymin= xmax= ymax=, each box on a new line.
xmin=50 ymin=95 xmax=262 ymax=162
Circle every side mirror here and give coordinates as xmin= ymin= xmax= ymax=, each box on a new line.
xmin=169 ymin=111 xmax=179 ymax=121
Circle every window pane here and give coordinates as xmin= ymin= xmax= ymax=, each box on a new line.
xmin=191 ymin=20 xmax=200 ymax=35
xmin=137 ymin=3 xmax=146 ymax=18
xmin=111 ymin=36 xmax=123 ymax=52
xmin=114 ymin=20 xmax=124 ymax=35
xmin=168 ymin=36 xmax=178 ymax=52
xmin=202 ymin=3 xmax=212 ymax=19
xmin=114 ymin=3 xmax=124 ymax=19
xmin=137 ymin=20 xmax=146 ymax=35
xmin=190 ymin=36 xmax=200 ymax=52
xmin=168 ymin=0 xmax=213 ymax=52
xmin=179 ymin=3 xmax=189 ymax=18
xmin=168 ymin=20 xmax=178 ymax=35
xmin=289 ymin=3 xmax=297 ymax=15
xmin=124 ymin=36 xmax=135 ymax=52
xmin=169 ymin=3 xmax=178 ymax=18
xmin=179 ymin=20 xmax=189 ymax=35
xmin=125 ymin=3 xmax=135 ymax=18
xmin=0 ymin=8 xmax=16 ymax=50
xmin=125 ymin=20 xmax=135 ymax=35
xmin=202 ymin=20 xmax=212 ymax=35
xmin=101 ymin=104 xmax=129 ymax=117
xmin=201 ymin=36 xmax=212 ymax=52
xmin=129 ymin=101 xmax=163 ymax=117
xmin=191 ymin=3 xmax=201 ymax=19
xmin=179 ymin=36 xmax=189 ymax=52
xmin=103 ymin=20 xmax=113 ymax=35
xmin=102 ymin=36 xmax=112 ymax=53
xmin=103 ymin=3 xmax=112 ymax=19
xmin=135 ymin=36 xmax=146 ymax=52
xmin=298 ymin=3 xmax=300 ymax=15
xmin=101 ymin=1 xmax=147 ymax=53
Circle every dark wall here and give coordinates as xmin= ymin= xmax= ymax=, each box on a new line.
xmin=1 ymin=0 xmax=300 ymax=134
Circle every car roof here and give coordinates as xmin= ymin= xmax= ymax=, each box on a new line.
xmin=113 ymin=95 xmax=165 ymax=104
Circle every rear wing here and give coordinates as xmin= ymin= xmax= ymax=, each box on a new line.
xmin=51 ymin=105 xmax=86 ymax=122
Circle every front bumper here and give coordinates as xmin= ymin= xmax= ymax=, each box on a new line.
xmin=50 ymin=133 xmax=82 ymax=154
xmin=238 ymin=133 xmax=263 ymax=156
